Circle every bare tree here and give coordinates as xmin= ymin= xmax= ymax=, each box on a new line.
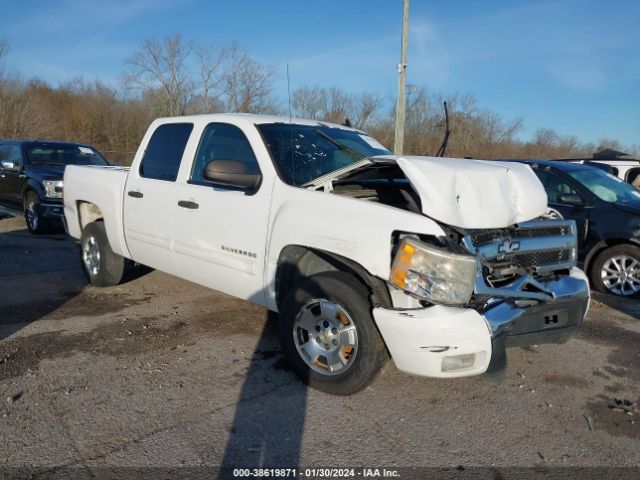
xmin=351 ymin=91 xmax=384 ymax=129
xmin=292 ymin=85 xmax=326 ymax=119
xmin=192 ymin=43 xmax=226 ymax=113
xmin=292 ymin=86 xmax=383 ymax=128
xmin=222 ymin=43 xmax=276 ymax=113
xmin=124 ymin=34 xmax=194 ymax=116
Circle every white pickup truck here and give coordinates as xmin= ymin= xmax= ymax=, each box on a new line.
xmin=63 ymin=114 xmax=590 ymax=394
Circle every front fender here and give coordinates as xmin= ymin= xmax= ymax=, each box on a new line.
xmin=264 ymin=183 xmax=445 ymax=310
xmin=22 ymin=179 xmax=47 ymax=206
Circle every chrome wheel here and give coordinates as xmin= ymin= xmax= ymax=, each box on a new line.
xmin=292 ymin=298 xmax=358 ymax=376
xmin=26 ymin=199 xmax=38 ymax=231
xmin=82 ymin=236 xmax=101 ymax=276
xmin=601 ymin=255 xmax=640 ymax=296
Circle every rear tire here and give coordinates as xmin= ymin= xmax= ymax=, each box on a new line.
xmin=80 ymin=221 xmax=124 ymax=287
xmin=24 ymin=191 xmax=48 ymax=235
xmin=590 ymin=244 xmax=640 ymax=296
xmin=278 ymin=271 xmax=388 ymax=395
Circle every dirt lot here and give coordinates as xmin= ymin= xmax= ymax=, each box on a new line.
xmin=0 ymin=215 xmax=639 ymax=477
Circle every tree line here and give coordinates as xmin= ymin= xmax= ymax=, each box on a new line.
xmin=0 ymin=35 xmax=636 ymax=165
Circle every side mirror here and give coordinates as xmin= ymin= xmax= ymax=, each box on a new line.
xmin=1 ymin=160 xmax=18 ymax=171
xmin=203 ymin=159 xmax=261 ymax=191
xmin=557 ymin=193 xmax=585 ymax=206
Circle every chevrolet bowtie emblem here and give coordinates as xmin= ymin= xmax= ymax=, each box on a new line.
xmin=497 ymin=238 xmax=521 ymax=255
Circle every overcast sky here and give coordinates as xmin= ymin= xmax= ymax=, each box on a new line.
xmin=1 ymin=0 xmax=638 ymax=145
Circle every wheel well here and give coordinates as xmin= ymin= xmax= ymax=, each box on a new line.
xmin=77 ymin=202 xmax=104 ymax=230
xmin=584 ymin=238 xmax=640 ymax=274
xmin=275 ymin=245 xmax=392 ymax=308
xmin=23 ymin=189 xmax=38 ymax=207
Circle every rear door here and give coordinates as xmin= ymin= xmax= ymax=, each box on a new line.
xmin=173 ymin=122 xmax=272 ymax=303
xmin=0 ymin=144 xmax=25 ymax=210
xmin=123 ymin=122 xmax=194 ymax=274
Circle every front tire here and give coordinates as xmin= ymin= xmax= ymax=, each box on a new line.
xmin=24 ymin=191 xmax=48 ymax=235
xmin=80 ymin=221 xmax=124 ymax=287
xmin=279 ymin=271 xmax=388 ymax=395
xmin=591 ymin=244 xmax=640 ymax=296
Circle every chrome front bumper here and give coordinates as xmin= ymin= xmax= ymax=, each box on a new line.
xmin=373 ymin=268 xmax=590 ymax=378
xmin=482 ymin=267 xmax=590 ymax=373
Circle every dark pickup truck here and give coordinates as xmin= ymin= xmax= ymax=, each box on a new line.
xmin=0 ymin=140 xmax=109 ymax=234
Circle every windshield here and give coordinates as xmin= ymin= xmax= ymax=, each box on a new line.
xmin=568 ymin=168 xmax=640 ymax=204
xmin=257 ymin=123 xmax=390 ymax=186
xmin=25 ymin=144 xmax=109 ymax=167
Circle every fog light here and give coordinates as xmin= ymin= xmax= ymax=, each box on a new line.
xmin=441 ymin=353 xmax=476 ymax=372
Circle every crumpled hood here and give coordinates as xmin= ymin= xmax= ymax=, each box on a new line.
xmin=391 ymin=155 xmax=548 ymax=229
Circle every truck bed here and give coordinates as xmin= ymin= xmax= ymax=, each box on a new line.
xmin=64 ymin=165 xmax=131 ymax=258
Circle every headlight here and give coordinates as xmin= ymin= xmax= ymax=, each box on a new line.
xmin=42 ymin=180 xmax=64 ymax=199
xmin=390 ymin=237 xmax=477 ymax=305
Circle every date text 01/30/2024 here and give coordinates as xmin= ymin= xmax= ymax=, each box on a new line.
xmin=232 ymin=468 xmax=400 ymax=478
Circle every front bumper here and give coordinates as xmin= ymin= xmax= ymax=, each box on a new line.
xmin=373 ymin=267 xmax=590 ymax=378
xmin=40 ymin=201 xmax=65 ymax=221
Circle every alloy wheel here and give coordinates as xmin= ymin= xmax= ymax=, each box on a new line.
xmin=82 ymin=236 xmax=101 ymax=276
xmin=26 ymin=200 xmax=38 ymax=231
xmin=292 ymin=298 xmax=358 ymax=376
xmin=601 ymin=254 xmax=640 ymax=296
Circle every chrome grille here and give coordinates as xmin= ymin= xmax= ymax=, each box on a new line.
xmin=469 ymin=224 xmax=571 ymax=246
xmin=465 ymin=219 xmax=577 ymax=274
xmin=513 ymin=249 xmax=572 ymax=269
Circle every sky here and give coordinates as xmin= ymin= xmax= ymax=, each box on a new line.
xmin=0 ymin=0 xmax=638 ymax=146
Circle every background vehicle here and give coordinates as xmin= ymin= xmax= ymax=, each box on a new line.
xmin=63 ymin=114 xmax=589 ymax=395
xmin=517 ymin=159 xmax=640 ymax=296
xmin=0 ymin=140 xmax=109 ymax=234
xmin=555 ymin=148 xmax=640 ymax=187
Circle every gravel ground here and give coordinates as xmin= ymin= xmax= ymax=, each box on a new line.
xmin=0 ymin=215 xmax=639 ymax=478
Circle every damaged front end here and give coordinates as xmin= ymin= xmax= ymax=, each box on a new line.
xmin=323 ymin=154 xmax=589 ymax=378
xmin=460 ymin=219 xmax=590 ymax=373
xmin=374 ymin=218 xmax=590 ymax=378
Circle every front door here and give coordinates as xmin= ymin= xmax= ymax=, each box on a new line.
xmin=123 ymin=122 xmax=194 ymax=274
xmin=173 ymin=122 xmax=272 ymax=304
xmin=536 ymin=169 xmax=590 ymax=249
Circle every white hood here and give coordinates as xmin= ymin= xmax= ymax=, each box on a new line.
xmin=393 ymin=156 xmax=548 ymax=229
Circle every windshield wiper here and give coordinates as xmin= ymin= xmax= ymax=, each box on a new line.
xmin=315 ymin=129 xmax=364 ymax=162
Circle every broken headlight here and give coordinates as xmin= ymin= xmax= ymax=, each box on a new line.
xmin=390 ymin=237 xmax=476 ymax=305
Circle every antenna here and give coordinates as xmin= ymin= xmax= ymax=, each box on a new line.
xmin=287 ymin=63 xmax=294 ymax=184
xmin=435 ymin=101 xmax=450 ymax=157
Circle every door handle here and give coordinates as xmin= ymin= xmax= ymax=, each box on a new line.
xmin=128 ymin=191 xmax=143 ymax=198
xmin=178 ymin=200 xmax=199 ymax=209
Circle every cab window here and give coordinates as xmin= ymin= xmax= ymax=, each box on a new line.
xmin=140 ymin=123 xmax=194 ymax=182
xmin=0 ymin=144 xmax=12 ymax=163
xmin=190 ymin=123 xmax=260 ymax=184
xmin=7 ymin=145 xmax=23 ymax=169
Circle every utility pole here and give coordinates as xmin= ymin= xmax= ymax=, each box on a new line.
xmin=394 ymin=0 xmax=410 ymax=155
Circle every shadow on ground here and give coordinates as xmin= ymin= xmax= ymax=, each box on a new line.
xmin=0 ymin=217 xmax=154 ymax=343
xmin=218 ymin=312 xmax=308 ymax=478
xmin=591 ymin=291 xmax=640 ymax=320
xmin=0 ymin=223 xmax=86 ymax=341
